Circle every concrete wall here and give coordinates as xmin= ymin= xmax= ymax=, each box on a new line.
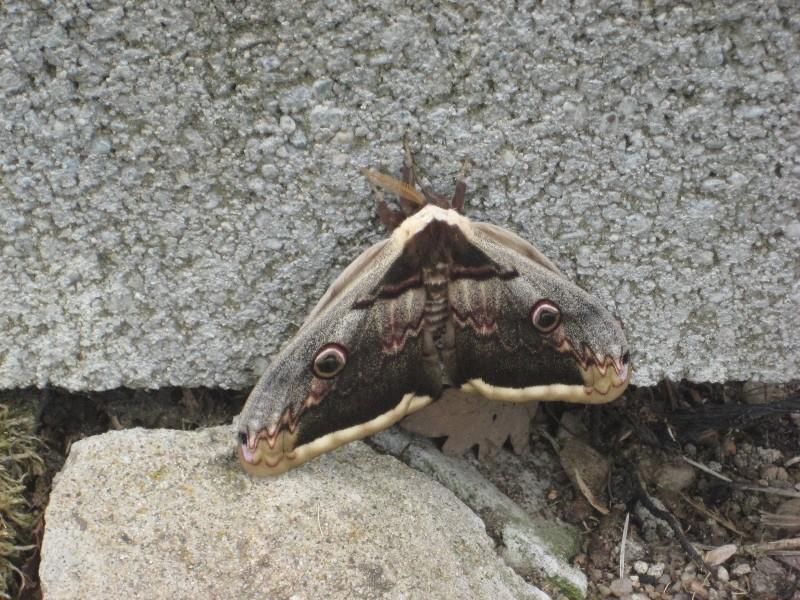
xmin=1 ymin=0 xmax=798 ymax=390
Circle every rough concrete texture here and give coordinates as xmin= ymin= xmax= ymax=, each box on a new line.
xmin=41 ymin=426 xmax=549 ymax=600
xmin=1 ymin=1 xmax=798 ymax=390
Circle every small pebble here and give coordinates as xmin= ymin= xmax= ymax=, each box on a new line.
xmin=633 ymin=560 xmax=648 ymax=575
xmin=609 ymin=577 xmax=633 ymax=597
xmin=647 ymin=562 xmax=665 ymax=578
xmin=717 ymin=566 xmax=729 ymax=582
xmin=279 ymin=115 xmax=296 ymax=134
xmin=289 ymin=130 xmax=307 ymax=148
xmin=732 ymin=563 xmax=751 ymax=577
xmin=760 ymin=465 xmax=789 ymax=481
xmin=687 ymin=579 xmax=709 ymax=599
xmin=704 ymin=543 xmax=737 ymax=566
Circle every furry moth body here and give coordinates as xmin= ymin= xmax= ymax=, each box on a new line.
xmin=237 ymin=176 xmax=631 ymax=476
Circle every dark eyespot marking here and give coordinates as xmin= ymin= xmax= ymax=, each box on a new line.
xmin=530 ymin=300 xmax=561 ymax=334
xmin=311 ymin=343 xmax=348 ymax=379
xmin=621 ymin=351 xmax=630 ymax=365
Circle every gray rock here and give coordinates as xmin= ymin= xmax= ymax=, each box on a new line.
xmin=716 ymin=566 xmax=730 ymax=583
xmin=1 ymin=1 xmax=799 ymax=390
xmin=731 ymin=563 xmax=751 ymax=577
xmin=647 ymin=562 xmax=665 ymax=578
xmin=40 ymin=426 xmax=547 ymax=600
xmin=609 ymin=577 xmax=633 ymax=597
xmin=371 ymin=429 xmax=587 ymax=598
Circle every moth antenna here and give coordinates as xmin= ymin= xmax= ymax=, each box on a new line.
xmin=361 ymin=168 xmax=426 ymax=207
xmin=401 ymin=141 xmax=424 ymax=216
xmin=400 ymin=136 xmax=441 ymax=214
xmin=458 ymin=156 xmax=471 ymax=180
xmin=402 ymin=136 xmax=416 ymax=183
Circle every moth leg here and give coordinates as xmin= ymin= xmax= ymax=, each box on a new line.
xmin=368 ymin=178 xmax=405 ymax=232
xmin=377 ymin=200 xmax=405 ymax=232
xmin=451 ymin=158 xmax=470 ymax=212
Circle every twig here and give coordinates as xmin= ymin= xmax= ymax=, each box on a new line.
xmin=761 ymin=510 xmax=800 ymax=530
xmin=664 ymin=379 xmax=678 ymax=410
xmin=742 ymin=538 xmax=800 ymax=554
xmin=682 ymin=456 xmax=733 ymax=482
xmin=784 ymin=455 xmax=800 ymax=468
xmin=681 ymin=493 xmax=746 ymax=537
xmin=731 ymin=483 xmax=800 ymax=499
xmin=539 ymin=429 xmax=561 ymax=454
xmin=632 ymin=468 xmax=710 ymax=575
xmin=620 ymin=511 xmax=630 ymax=579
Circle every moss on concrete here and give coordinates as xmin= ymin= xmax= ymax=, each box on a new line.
xmin=0 ymin=403 xmax=43 ymax=599
xmin=547 ymin=575 xmax=585 ymax=600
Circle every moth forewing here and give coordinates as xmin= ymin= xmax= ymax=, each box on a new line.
xmin=303 ymin=239 xmax=390 ymax=326
xmin=237 ymin=166 xmax=631 ymax=477
xmin=472 ymin=221 xmax=564 ymax=276
xmin=453 ymin=223 xmax=630 ymax=404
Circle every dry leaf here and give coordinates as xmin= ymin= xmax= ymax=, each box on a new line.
xmin=704 ymin=543 xmax=738 ymax=566
xmin=558 ymin=437 xmax=611 ymax=514
xmin=574 ymin=469 xmax=610 ymax=515
xmin=400 ymin=389 xmax=538 ymax=460
xmin=761 ymin=498 xmax=800 ymax=534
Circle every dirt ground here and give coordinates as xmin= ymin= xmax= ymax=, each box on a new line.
xmin=3 ymin=381 xmax=799 ymax=600
xmin=513 ymin=381 xmax=800 ymax=600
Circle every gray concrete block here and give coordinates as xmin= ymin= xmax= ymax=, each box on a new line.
xmin=1 ymin=1 xmax=798 ymax=390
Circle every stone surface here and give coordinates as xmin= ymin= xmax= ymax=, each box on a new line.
xmin=372 ymin=428 xmax=587 ymax=598
xmin=2 ymin=1 xmax=799 ymax=390
xmin=41 ymin=426 xmax=547 ymax=600
xmin=609 ymin=577 xmax=633 ymax=598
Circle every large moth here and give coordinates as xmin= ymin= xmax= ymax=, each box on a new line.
xmin=237 ymin=155 xmax=630 ymax=476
